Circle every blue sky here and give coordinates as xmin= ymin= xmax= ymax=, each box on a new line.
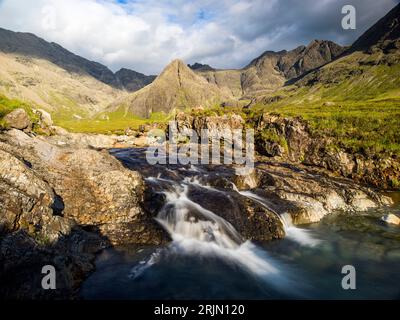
xmin=0 ymin=0 xmax=398 ymax=74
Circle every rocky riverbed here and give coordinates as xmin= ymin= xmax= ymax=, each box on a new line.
xmin=0 ymin=115 xmax=398 ymax=299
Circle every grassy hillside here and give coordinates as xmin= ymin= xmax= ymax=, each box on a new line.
xmin=252 ymin=50 xmax=400 ymax=156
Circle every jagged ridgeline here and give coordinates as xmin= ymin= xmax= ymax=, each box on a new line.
xmin=192 ymin=40 xmax=345 ymax=98
xmin=0 ymin=28 xmax=345 ymax=122
xmin=0 ymin=3 xmax=399 ymax=132
xmin=251 ymin=3 xmax=400 ymax=157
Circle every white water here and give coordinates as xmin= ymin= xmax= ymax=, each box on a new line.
xmin=238 ymin=190 xmax=321 ymax=247
xmin=131 ymin=178 xmax=299 ymax=292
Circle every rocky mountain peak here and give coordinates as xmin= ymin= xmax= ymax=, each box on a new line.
xmin=115 ymin=68 xmax=156 ymax=92
xmin=158 ymin=59 xmax=201 ymax=85
xmin=188 ymin=63 xmax=215 ymax=71
xmin=351 ymin=3 xmax=400 ymax=51
xmin=111 ymin=58 xmax=231 ymax=118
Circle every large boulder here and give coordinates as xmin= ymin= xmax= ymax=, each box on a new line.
xmin=0 ymin=129 xmax=167 ymax=245
xmin=3 ymin=108 xmax=32 ymax=131
xmin=0 ymin=129 xmax=169 ymax=298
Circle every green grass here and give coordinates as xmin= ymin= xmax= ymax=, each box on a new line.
xmin=257 ymin=128 xmax=289 ymax=152
xmin=55 ymin=110 xmax=172 ymax=134
xmin=251 ymin=50 xmax=400 ymax=157
xmin=0 ymin=94 xmax=39 ymax=129
xmin=253 ymin=99 xmax=400 ymax=156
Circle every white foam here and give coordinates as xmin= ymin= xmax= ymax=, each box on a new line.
xmin=239 ymin=191 xmax=320 ymax=247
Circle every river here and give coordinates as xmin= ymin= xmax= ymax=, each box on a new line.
xmin=80 ymin=149 xmax=400 ymax=300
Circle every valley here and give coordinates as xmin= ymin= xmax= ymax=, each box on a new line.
xmin=0 ymin=2 xmax=399 ymax=300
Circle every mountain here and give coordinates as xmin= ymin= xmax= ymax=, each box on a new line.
xmin=0 ymin=27 xmax=156 ymax=91
xmin=115 ymin=68 xmax=156 ymax=92
xmin=194 ymin=40 xmax=345 ymax=98
xmin=188 ymin=63 xmax=216 ymax=72
xmin=0 ymin=27 xmax=159 ymax=122
xmin=0 ymin=47 xmax=124 ymax=119
xmin=249 ymin=3 xmax=400 ymax=159
xmin=290 ymin=3 xmax=400 ymax=96
xmin=0 ymin=27 xmax=121 ymax=87
xmin=351 ymin=3 xmax=400 ymax=52
xmin=111 ymin=59 xmax=233 ymax=118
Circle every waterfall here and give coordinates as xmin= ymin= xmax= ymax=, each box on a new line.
xmin=130 ymin=177 xmax=298 ymax=292
xmin=238 ymin=190 xmax=320 ymax=247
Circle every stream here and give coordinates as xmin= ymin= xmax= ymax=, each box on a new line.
xmin=80 ymin=149 xmax=400 ymax=300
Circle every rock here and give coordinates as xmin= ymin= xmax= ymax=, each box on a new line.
xmin=99 ymin=114 xmax=110 ymax=121
xmin=0 ymin=229 xmax=106 ymax=299
xmin=182 ymin=184 xmax=285 ymax=241
xmin=0 ymin=130 xmax=168 ymax=246
xmin=0 ymin=129 xmax=169 ymax=298
xmin=381 ymin=213 xmax=400 ymax=225
xmin=50 ymin=125 xmax=69 ymax=136
xmin=3 ymin=108 xmax=32 ymax=131
xmin=124 ymin=127 xmax=137 ymax=136
xmin=253 ymin=113 xmax=400 ymax=190
xmin=174 ymin=112 xmax=245 ymax=142
xmin=232 ymin=168 xmax=259 ymax=189
xmin=133 ymin=135 xmax=149 ymax=147
xmin=35 ymin=109 xmax=53 ymax=127
xmin=256 ymin=140 xmax=285 ymax=157
xmin=234 ymin=163 xmax=392 ymax=225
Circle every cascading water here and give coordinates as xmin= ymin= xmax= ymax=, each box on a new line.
xmin=237 ymin=190 xmax=320 ymax=247
xmin=130 ymin=177 xmax=300 ymax=293
xmin=81 ymin=149 xmax=400 ymax=300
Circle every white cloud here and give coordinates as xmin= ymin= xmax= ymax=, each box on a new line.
xmin=0 ymin=0 xmax=398 ymax=74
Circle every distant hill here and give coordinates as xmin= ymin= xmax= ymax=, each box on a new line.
xmin=194 ymin=40 xmax=345 ymax=98
xmin=188 ymin=63 xmax=216 ymax=72
xmin=115 ymin=68 xmax=156 ymax=92
xmin=0 ymin=27 xmax=158 ymax=121
xmin=249 ymin=3 xmax=400 ymax=158
xmin=111 ymin=59 xmax=233 ymax=118
xmin=0 ymin=27 xmax=155 ymax=92
xmin=291 ymin=3 xmax=400 ymax=96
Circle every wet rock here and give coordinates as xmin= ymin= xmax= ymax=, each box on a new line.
xmin=3 ymin=108 xmax=32 ymax=131
xmin=0 ymin=129 xmax=171 ymax=298
xmin=232 ymin=168 xmax=259 ymax=190
xmin=381 ymin=213 xmax=400 ymax=225
xmin=0 ymin=229 xmax=106 ymax=299
xmin=186 ymin=187 xmax=285 ymax=241
xmin=231 ymin=163 xmax=392 ymax=225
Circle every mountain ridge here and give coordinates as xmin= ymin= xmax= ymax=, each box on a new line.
xmin=0 ymin=27 xmax=155 ymax=92
xmin=193 ymin=39 xmax=345 ymax=98
xmin=110 ymin=59 xmax=233 ymax=118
